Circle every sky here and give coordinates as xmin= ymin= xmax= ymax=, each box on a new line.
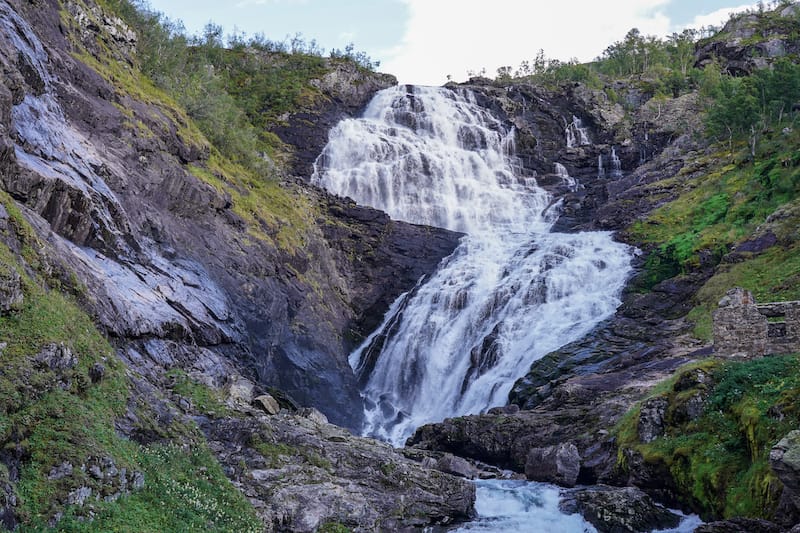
xmin=146 ymin=0 xmax=760 ymax=86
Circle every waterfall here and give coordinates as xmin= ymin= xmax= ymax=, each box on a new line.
xmin=554 ymin=162 xmax=578 ymax=192
xmin=597 ymin=154 xmax=606 ymax=179
xmin=313 ymin=85 xmax=632 ymax=446
xmin=609 ymin=146 xmax=623 ymax=179
xmin=565 ymin=115 xmax=590 ymax=148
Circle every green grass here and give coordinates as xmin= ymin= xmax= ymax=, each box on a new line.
xmin=187 ymin=154 xmax=314 ymax=252
xmin=687 ymin=243 xmax=800 ymax=339
xmin=50 ymin=444 xmax=262 ymax=533
xmin=627 ymin=125 xmax=800 ymax=339
xmin=0 ymin=206 xmax=260 ymax=531
xmin=166 ymin=369 xmax=232 ymax=419
xmin=615 ymin=355 xmax=800 ymax=519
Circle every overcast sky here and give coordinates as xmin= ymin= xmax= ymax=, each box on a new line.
xmin=146 ymin=0 xmax=759 ymax=86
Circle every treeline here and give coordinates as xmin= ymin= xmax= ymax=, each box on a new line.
xmin=494 ymin=0 xmax=797 ymax=98
xmin=98 ymin=0 xmax=378 ymax=173
xmin=493 ymin=27 xmax=711 ymax=96
xmin=703 ymin=58 xmax=800 ymax=152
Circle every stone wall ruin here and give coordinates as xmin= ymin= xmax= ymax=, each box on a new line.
xmin=712 ymin=287 xmax=800 ymax=358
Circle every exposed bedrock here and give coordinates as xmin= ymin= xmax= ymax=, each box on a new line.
xmin=0 ymin=0 xmax=458 ymax=432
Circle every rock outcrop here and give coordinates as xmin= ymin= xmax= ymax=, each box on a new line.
xmin=0 ymin=0 xmax=467 ymax=528
xmin=771 ymin=431 xmax=800 ymax=514
xmin=559 ymin=486 xmax=682 ymax=533
xmin=524 ymin=443 xmax=581 ymax=487
xmin=0 ymin=0 xmax=460 ymax=431
xmin=202 ymin=411 xmax=475 ymax=532
xmin=273 ymin=60 xmax=397 ymax=177
xmin=695 ymin=4 xmax=800 ymax=75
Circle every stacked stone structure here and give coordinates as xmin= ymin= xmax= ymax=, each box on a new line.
xmin=713 ymin=288 xmax=800 ymax=358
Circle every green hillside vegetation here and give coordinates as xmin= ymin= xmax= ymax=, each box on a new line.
xmin=2 ymin=0 xmax=383 ymax=529
xmin=0 ymin=192 xmax=261 ymax=531
xmin=3 ymin=0 xmax=800 ymax=528
xmin=98 ymin=0 xmax=379 ymax=170
xmin=615 ymin=354 xmax=800 ymax=519
xmin=581 ymin=4 xmax=800 ymax=523
xmin=491 ymin=1 xmax=800 ymax=521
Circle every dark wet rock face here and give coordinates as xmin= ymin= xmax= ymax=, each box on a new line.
xmin=0 ymin=0 xmax=460 ymax=431
xmin=0 ymin=0 xmax=471 ymax=528
xmin=272 ymin=61 xmax=397 ymax=178
xmin=560 ymin=486 xmax=681 ymax=533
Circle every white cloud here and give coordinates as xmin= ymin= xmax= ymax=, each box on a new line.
xmin=685 ymin=3 xmax=760 ymax=31
xmin=380 ymin=0 xmax=766 ymax=86
xmin=235 ymin=0 xmax=308 ymax=7
xmin=381 ymin=0 xmax=672 ymax=86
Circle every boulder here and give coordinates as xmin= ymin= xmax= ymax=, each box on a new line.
xmin=224 ymin=374 xmax=255 ymax=406
xmin=252 ymin=394 xmax=281 ymax=415
xmin=487 ymin=404 xmax=520 ymax=415
xmin=560 ymin=485 xmax=681 ymax=533
xmin=770 ymin=430 xmax=800 ymax=510
xmin=88 ymin=363 xmax=105 ymax=384
xmin=297 ymin=407 xmax=328 ymax=425
xmin=436 ymin=454 xmax=478 ymax=479
xmin=524 ymin=442 xmax=581 ymax=487
xmin=637 ymin=397 xmax=668 ymax=443
xmin=0 ymin=266 xmax=22 ymax=314
xmin=33 ymin=343 xmax=77 ymax=371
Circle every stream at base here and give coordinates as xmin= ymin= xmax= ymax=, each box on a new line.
xmin=449 ymin=480 xmax=703 ymax=533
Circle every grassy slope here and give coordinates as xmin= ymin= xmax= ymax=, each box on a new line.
xmin=615 ymin=355 xmax=800 ymax=519
xmin=616 ymin=66 xmax=800 ymax=524
xmin=0 ymin=191 xmax=261 ymax=530
xmin=628 ymin=131 xmax=800 ymax=338
xmin=0 ymin=1 xmax=345 ymax=529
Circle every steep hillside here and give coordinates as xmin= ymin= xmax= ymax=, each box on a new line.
xmin=0 ymin=0 xmax=473 ymax=530
xmin=2 ymin=0 xmax=800 ymax=530
xmin=409 ymin=2 xmax=800 ymax=528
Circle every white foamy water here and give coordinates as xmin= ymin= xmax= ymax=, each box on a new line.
xmin=313 ymin=85 xmax=633 ymax=445
xmin=452 ymin=480 xmax=703 ymax=533
xmin=454 ymin=480 xmax=597 ymax=533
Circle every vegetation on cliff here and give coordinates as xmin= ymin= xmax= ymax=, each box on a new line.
xmin=615 ymin=354 xmax=800 ymax=519
xmin=0 ymin=192 xmax=260 ymax=531
xmin=3 ymin=0 xmax=800 ymax=528
xmin=492 ymin=1 xmax=800 ymax=523
xmin=97 ymin=0 xmax=379 ymax=169
xmin=598 ymin=3 xmax=800 ymax=523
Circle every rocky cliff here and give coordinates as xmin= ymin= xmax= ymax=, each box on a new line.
xmin=409 ymin=3 xmax=800 ymax=528
xmin=3 ymin=0 xmax=800 ymax=530
xmin=0 ymin=0 xmax=472 ymax=529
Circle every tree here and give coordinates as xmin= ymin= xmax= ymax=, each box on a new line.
xmin=667 ymin=29 xmax=698 ymax=76
xmin=705 ymin=75 xmax=760 ymax=148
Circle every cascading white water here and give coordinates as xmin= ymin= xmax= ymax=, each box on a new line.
xmin=554 ymin=162 xmax=579 ymax=192
xmin=565 ymin=115 xmax=591 ymax=148
xmin=610 ymin=146 xmax=623 ymax=178
xmin=313 ymin=85 xmax=632 ymax=446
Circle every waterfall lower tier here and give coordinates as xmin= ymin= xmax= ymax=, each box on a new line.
xmin=356 ymin=231 xmax=629 ymax=444
xmin=313 ymin=85 xmax=632 ymax=446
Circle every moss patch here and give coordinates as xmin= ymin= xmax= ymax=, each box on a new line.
xmin=615 ymin=355 xmax=800 ymax=519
